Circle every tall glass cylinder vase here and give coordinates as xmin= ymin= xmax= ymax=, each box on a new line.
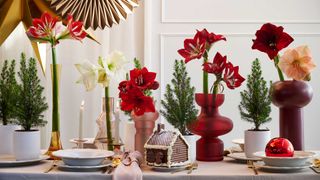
xmin=46 ymin=63 xmax=63 ymax=159
xmin=131 ymin=111 xmax=158 ymax=156
xmin=271 ymin=80 xmax=313 ymax=150
xmin=95 ymin=97 xmax=116 ymax=150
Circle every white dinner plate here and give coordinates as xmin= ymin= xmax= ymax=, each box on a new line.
xmin=0 ymin=154 xmax=49 ymax=167
xmin=227 ymin=152 xmax=261 ymax=162
xmin=150 ymin=165 xmax=188 ymax=172
xmin=53 ymin=149 xmax=114 ymax=166
xmin=57 ymin=161 xmax=111 ymax=172
xmin=254 ymin=151 xmax=315 ymax=167
xmin=255 ymin=162 xmax=311 ymax=172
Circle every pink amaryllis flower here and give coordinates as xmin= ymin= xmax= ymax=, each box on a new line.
xmin=178 ymin=33 xmax=206 ymax=63
xmin=278 ymin=45 xmax=316 ymax=81
xmin=203 ymin=52 xmax=227 ymax=75
xmin=252 ymin=23 xmax=294 ymax=60
xmin=223 ymin=62 xmax=245 ymax=89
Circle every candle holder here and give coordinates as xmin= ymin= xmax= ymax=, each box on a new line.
xmin=73 ymin=139 xmax=88 ymax=149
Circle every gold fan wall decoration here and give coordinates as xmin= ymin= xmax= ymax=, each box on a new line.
xmin=51 ymin=0 xmax=139 ymax=30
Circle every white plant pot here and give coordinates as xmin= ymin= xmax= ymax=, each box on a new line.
xmin=0 ymin=125 xmax=20 ymax=155
xmin=183 ymin=134 xmax=197 ymax=162
xmin=123 ymin=121 xmax=136 ymax=151
xmin=244 ymin=130 xmax=271 ymax=158
xmin=13 ymin=130 xmax=40 ymax=161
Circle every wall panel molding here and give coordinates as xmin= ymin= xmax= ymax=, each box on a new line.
xmin=161 ymin=0 xmax=320 ymax=24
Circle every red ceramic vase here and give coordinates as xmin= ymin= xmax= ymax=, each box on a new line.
xmin=131 ymin=111 xmax=159 ymax=155
xmin=271 ymin=80 xmax=313 ymax=150
xmin=188 ymin=93 xmax=233 ymax=161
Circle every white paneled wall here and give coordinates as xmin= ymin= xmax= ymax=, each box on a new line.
xmin=145 ymin=0 xmax=320 ymax=149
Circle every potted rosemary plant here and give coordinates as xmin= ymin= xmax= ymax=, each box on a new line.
xmin=239 ymin=58 xmax=272 ymax=158
xmin=13 ymin=54 xmax=48 ymax=160
xmin=0 ymin=59 xmax=19 ymax=155
xmin=161 ymin=60 xmax=198 ymax=161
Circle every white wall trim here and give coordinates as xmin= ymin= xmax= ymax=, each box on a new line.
xmin=161 ymin=0 xmax=320 ymax=24
xmin=144 ymin=0 xmax=152 ymax=68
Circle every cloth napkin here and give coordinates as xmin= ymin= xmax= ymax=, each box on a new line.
xmin=113 ymin=151 xmax=143 ymax=180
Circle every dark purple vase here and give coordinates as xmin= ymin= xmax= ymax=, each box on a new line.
xmin=271 ymin=80 xmax=313 ymax=150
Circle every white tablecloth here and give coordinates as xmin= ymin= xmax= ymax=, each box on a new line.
xmin=0 ymin=157 xmax=319 ymax=180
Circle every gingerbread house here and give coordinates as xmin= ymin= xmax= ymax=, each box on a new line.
xmin=144 ymin=124 xmax=190 ymax=167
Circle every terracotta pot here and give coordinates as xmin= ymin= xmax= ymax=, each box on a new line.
xmin=271 ymin=80 xmax=313 ymax=150
xmin=131 ymin=111 xmax=159 ymax=155
xmin=188 ymin=93 xmax=233 ymax=161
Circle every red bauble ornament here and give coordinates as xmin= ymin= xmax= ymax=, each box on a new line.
xmin=265 ymin=137 xmax=294 ymax=157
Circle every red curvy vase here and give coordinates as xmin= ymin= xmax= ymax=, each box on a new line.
xmin=131 ymin=111 xmax=159 ymax=155
xmin=188 ymin=93 xmax=233 ymax=161
xmin=271 ymin=80 xmax=313 ymax=150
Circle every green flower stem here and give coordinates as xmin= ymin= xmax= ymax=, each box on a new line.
xmin=105 ymin=87 xmax=113 ymax=150
xmin=51 ymin=46 xmax=60 ymax=132
xmin=203 ymin=51 xmax=209 ymax=94
xmin=212 ymin=78 xmax=221 ymax=95
xmin=274 ymin=55 xmax=284 ymax=81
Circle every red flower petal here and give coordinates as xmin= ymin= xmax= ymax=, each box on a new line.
xmin=203 ymin=52 xmax=227 ymax=75
xmin=223 ymin=62 xmax=245 ymax=89
xmin=252 ymin=23 xmax=294 ymax=60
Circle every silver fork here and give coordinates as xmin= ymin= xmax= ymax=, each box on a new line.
xmin=44 ymin=160 xmax=58 ymax=173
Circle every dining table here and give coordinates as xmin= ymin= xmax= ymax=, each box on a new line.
xmin=0 ymin=155 xmax=319 ymax=180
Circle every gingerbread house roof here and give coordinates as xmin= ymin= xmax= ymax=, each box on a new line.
xmin=144 ymin=124 xmax=188 ymax=149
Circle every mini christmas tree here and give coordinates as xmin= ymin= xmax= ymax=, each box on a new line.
xmin=161 ymin=60 xmax=198 ymax=135
xmin=0 ymin=59 xmax=18 ymax=125
xmin=14 ymin=53 xmax=48 ymax=131
xmin=239 ymin=58 xmax=271 ymax=130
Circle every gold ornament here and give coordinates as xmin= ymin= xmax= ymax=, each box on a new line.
xmin=50 ymin=0 xmax=139 ymax=30
xmin=0 ymin=0 xmax=98 ymax=74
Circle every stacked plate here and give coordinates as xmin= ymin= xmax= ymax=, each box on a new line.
xmin=52 ymin=149 xmax=114 ymax=171
xmin=253 ymin=151 xmax=315 ymax=172
xmin=0 ymin=154 xmax=48 ymax=167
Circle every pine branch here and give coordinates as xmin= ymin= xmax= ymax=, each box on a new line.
xmin=238 ymin=58 xmax=271 ymax=130
xmin=161 ymin=60 xmax=198 ymax=135
xmin=14 ymin=53 xmax=48 ymax=131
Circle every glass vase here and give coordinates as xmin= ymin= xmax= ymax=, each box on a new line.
xmin=95 ymin=97 xmax=117 ymax=150
xmin=46 ymin=64 xmax=63 ymax=159
xmin=188 ymin=93 xmax=233 ymax=161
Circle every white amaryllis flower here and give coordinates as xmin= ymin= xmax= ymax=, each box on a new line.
xmin=75 ymin=61 xmax=99 ymax=91
xmin=101 ymin=51 xmax=129 ymax=81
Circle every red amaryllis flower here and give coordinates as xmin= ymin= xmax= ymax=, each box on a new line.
xmin=252 ymin=23 xmax=294 ymax=59
xmin=120 ymin=88 xmax=155 ymax=116
xmin=178 ymin=33 xmax=206 ymax=63
xmin=27 ymin=12 xmax=58 ymax=39
xmin=129 ymin=67 xmax=158 ymax=90
xmin=197 ymin=29 xmax=226 ymax=48
xmin=118 ymin=80 xmax=131 ymax=98
xmin=223 ymin=62 xmax=245 ymax=89
xmin=203 ymin=52 xmax=227 ymax=75
xmin=67 ymin=15 xmax=87 ymax=41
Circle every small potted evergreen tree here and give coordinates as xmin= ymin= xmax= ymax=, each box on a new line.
xmin=13 ymin=53 xmax=48 ymax=160
xmin=161 ymin=60 xmax=198 ymax=161
xmin=239 ymin=58 xmax=272 ymax=158
xmin=0 ymin=60 xmax=19 ymax=155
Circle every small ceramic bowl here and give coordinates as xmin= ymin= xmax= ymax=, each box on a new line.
xmin=232 ymin=139 xmax=244 ymax=151
xmin=254 ymin=151 xmax=315 ymax=167
xmin=52 ymin=149 xmax=114 ymax=166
